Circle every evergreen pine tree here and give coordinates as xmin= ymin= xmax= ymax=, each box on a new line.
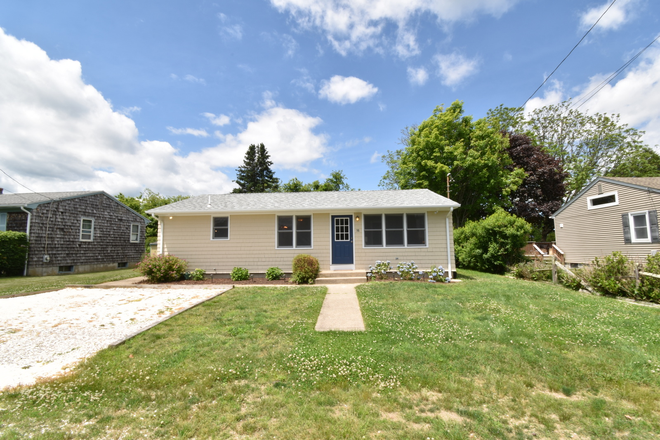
xmin=232 ymin=144 xmax=279 ymax=193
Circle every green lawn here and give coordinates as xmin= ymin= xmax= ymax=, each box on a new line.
xmin=0 ymin=269 xmax=140 ymax=297
xmin=1 ymin=271 xmax=659 ymax=439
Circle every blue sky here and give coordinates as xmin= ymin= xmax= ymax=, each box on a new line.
xmin=1 ymin=0 xmax=658 ymax=196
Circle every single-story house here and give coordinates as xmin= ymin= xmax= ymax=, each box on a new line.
xmin=0 ymin=190 xmax=148 ymax=276
xmin=552 ymin=177 xmax=660 ymax=266
xmin=147 ymin=189 xmax=460 ymax=277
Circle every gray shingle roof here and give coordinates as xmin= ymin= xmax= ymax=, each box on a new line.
xmin=147 ymin=189 xmax=460 ymax=215
xmin=606 ymin=177 xmax=660 ymax=190
xmin=0 ymin=191 xmax=103 ymax=208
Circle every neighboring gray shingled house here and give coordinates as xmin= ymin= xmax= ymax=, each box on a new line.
xmin=0 ymin=190 xmax=148 ymax=276
xmin=552 ymin=177 xmax=660 ymax=266
xmin=147 ymin=189 xmax=461 ymax=277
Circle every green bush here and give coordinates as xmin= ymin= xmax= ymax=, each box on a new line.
xmin=511 ymin=260 xmax=551 ymax=282
xmin=265 ymin=267 xmax=284 ymax=281
xmin=189 ymin=268 xmax=205 ymax=281
xmin=231 ymin=267 xmax=250 ymax=281
xmin=367 ymin=260 xmax=391 ymax=281
xmin=586 ymin=251 xmax=635 ymax=297
xmin=137 ymin=254 xmax=188 ymax=283
xmin=559 ymin=272 xmax=584 ymax=291
xmin=291 ymin=254 xmax=320 ymax=284
xmin=0 ymin=231 xmax=29 ymax=277
xmin=455 ymin=209 xmax=532 ymax=274
xmin=639 ymin=253 xmax=660 ymax=302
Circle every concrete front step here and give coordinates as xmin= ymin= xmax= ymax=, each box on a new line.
xmin=316 ymin=276 xmax=366 ymax=285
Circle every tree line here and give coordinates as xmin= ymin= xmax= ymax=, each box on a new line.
xmin=381 ymin=100 xmax=660 ymax=239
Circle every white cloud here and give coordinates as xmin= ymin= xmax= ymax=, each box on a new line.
xmin=118 ymin=106 xmax=141 ymax=116
xmin=579 ymin=0 xmax=637 ymax=32
xmin=523 ymin=80 xmax=564 ymax=114
xmin=370 ymin=151 xmax=380 ymax=163
xmin=166 ymin=127 xmax=210 ymax=137
xmin=434 ymin=52 xmax=479 ymax=87
xmin=281 ymin=34 xmax=299 ymax=57
xmin=202 ymin=112 xmax=231 ymax=126
xmin=407 ymin=66 xmax=428 ymax=86
xmin=184 ymin=74 xmax=206 ymax=85
xmin=218 ymin=13 xmax=243 ymax=40
xmin=292 ymin=69 xmax=316 ymax=93
xmin=523 ymin=49 xmax=660 ymax=148
xmin=318 ymin=75 xmax=378 ymax=104
xmin=269 ymin=0 xmax=520 ymax=56
xmin=0 ymin=29 xmax=327 ymax=196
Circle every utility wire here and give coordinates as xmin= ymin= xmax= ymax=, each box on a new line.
xmin=0 ymin=167 xmax=58 ymax=202
xmin=570 ymin=34 xmax=660 ymax=110
xmin=521 ymin=0 xmax=619 ymax=108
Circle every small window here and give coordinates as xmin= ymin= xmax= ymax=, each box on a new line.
xmin=277 ymin=215 xmax=312 ymax=248
xmin=0 ymin=212 xmax=6 ymax=232
xmin=364 ymin=214 xmax=383 ymax=247
xmin=588 ymin=191 xmax=618 ymax=209
xmin=130 ymin=224 xmax=140 ymax=243
xmin=118 ymin=262 xmax=128 ymax=268
xmin=58 ymin=265 xmax=74 ymax=273
xmin=80 ymin=218 xmax=94 ymax=241
xmin=630 ymin=211 xmax=651 ymax=243
xmin=212 ymin=216 xmax=229 ymax=240
xmin=385 ymin=214 xmax=404 ymax=246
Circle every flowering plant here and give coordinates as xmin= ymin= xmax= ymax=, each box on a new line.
xmin=428 ymin=265 xmax=449 ymax=283
xmin=137 ymin=254 xmax=188 ymax=283
xmin=367 ymin=260 xmax=391 ymax=280
xmin=396 ymin=261 xmax=420 ymax=280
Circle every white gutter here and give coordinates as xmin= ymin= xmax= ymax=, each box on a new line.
xmin=20 ymin=206 xmax=31 ymax=276
xmin=446 ymin=208 xmax=453 ymax=281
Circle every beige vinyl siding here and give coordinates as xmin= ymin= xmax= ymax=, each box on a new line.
xmin=554 ymin=181 xmax=660 ymax=264
xmin=354 ymin=210 xmax=453 ymax=270
xmin=158 ymin=209 xmax=455 ymax=272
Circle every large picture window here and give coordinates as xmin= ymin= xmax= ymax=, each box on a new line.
xmin=278 ymin=215 xmax=312 ymax=248
xmin=212 ymin=216 xmax=229 ymax=240
xmin=363 ymin=213 xmax=427 ymax=247
xmin=80 ymin=218 xmax=94 ymax=242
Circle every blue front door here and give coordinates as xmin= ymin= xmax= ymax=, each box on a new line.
xmin=331 ymin=215 xmax=354 ymax=265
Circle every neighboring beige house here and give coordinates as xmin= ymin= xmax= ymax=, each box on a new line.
xmin=147 ymin=189 xmax=460 ymax=278
xmin=552 ymin=177 xmax=660 ymax=266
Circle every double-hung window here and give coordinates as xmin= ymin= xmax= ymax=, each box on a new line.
xmin=212 ymin=216 xmax=229 ymax=240
xmin=0 ymin=213 xmax=6 ymax=232
xmin=80 ymin=218 xmax=94 ymax=241
xmin=630 ymin=211 xmax=651 ymax=243
xmin=363 ymin=213 xmax=427 ymax=247
xmin=277 ymin=215 xmax=312 ymax=248
xmin=130 ymin=223 xmax=140 ymax=243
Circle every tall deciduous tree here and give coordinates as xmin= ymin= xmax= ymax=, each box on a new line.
xmin=380 ymin=101 xmax=524 ymax=227
xmin=505 ymin=134 xmax=567 ymax=240
xmin=233 ymin=143 xmax=280 ymax=193
xmin=280 ymin=170 xmax=352 ymax=192
xmin=116 ymin=189 xmax=189 ymax=238
xmin=606 ymin=146 xmax=660 ymax=178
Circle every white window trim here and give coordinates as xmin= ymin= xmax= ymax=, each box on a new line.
xmin=362 ymin=213 xmax=429 ymax=248
xmin=211 ymin=216 xmax=230 ymax=241
xmin=0 ymin=212 xmax=6 ymax=232
xmin=630 ymin=211 xmax=652 ymax=243
xmin=587 ymin=191 xmax=619 ymax=210
xmin=80 ymin=217 xmax=94 ymax=242
xmin=130 ymin=223 xmax=141 ymax=243
xmin=276 ymin=214 xmax=313 ymax=249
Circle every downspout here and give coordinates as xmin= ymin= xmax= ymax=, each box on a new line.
xmin=446 ymin=207 xmax=454 ymax=281
xmin=20 ymin=206 xmax=31 ymax=276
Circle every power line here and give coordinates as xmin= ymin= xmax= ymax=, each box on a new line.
xmin=0 ymin=167 xmax=58 ymax=202
xmin=521 ymin=0 xmax=619 ymax=108
xmin=570 ymin=34 xmax=660 ymax=110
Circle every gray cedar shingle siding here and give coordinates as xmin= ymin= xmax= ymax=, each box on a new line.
xmin=7 ymin=212 xmax=28 ymax=233
xmin=25 ymin=193 xmax=146 ymax=275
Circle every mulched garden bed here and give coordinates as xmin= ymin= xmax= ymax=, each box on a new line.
xmin=139 ymin=278 xmax=291 ymax=285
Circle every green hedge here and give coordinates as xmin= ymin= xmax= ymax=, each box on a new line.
xmin=0 ymin=231 xmax=29 ymax=277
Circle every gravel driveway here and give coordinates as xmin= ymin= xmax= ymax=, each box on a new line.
xmin=0 ymin=286 xmax=231 ymax=390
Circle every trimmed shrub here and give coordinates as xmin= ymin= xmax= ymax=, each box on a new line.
xmin=189 ymin=268 xmax=205 ymax=281
xmin=137 ymin=254 xmax=188 ymax=283
xmin=291 ymin=254 xmax=320 ymax=284
xmin=265 ymin=267 xmax=284 ymax=281
xmin=231 ymin=267 xmax=250 ymax=281
xmin=455 ymin=209 xmax=532 ymax=274
xmin=586 ymin=251 xmax=635 ymax=297
xmin=640 ymin=253 xmax=660 ymax=302
xmin=0 ymin=231 xmax=29 ymax=277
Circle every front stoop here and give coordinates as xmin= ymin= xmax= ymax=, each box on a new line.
xmin=316 ymin=270 xmax=366 ymax=285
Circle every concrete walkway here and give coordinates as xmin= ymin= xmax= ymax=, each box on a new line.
xmin=315 ymin=284 xmax=365 ymax=332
